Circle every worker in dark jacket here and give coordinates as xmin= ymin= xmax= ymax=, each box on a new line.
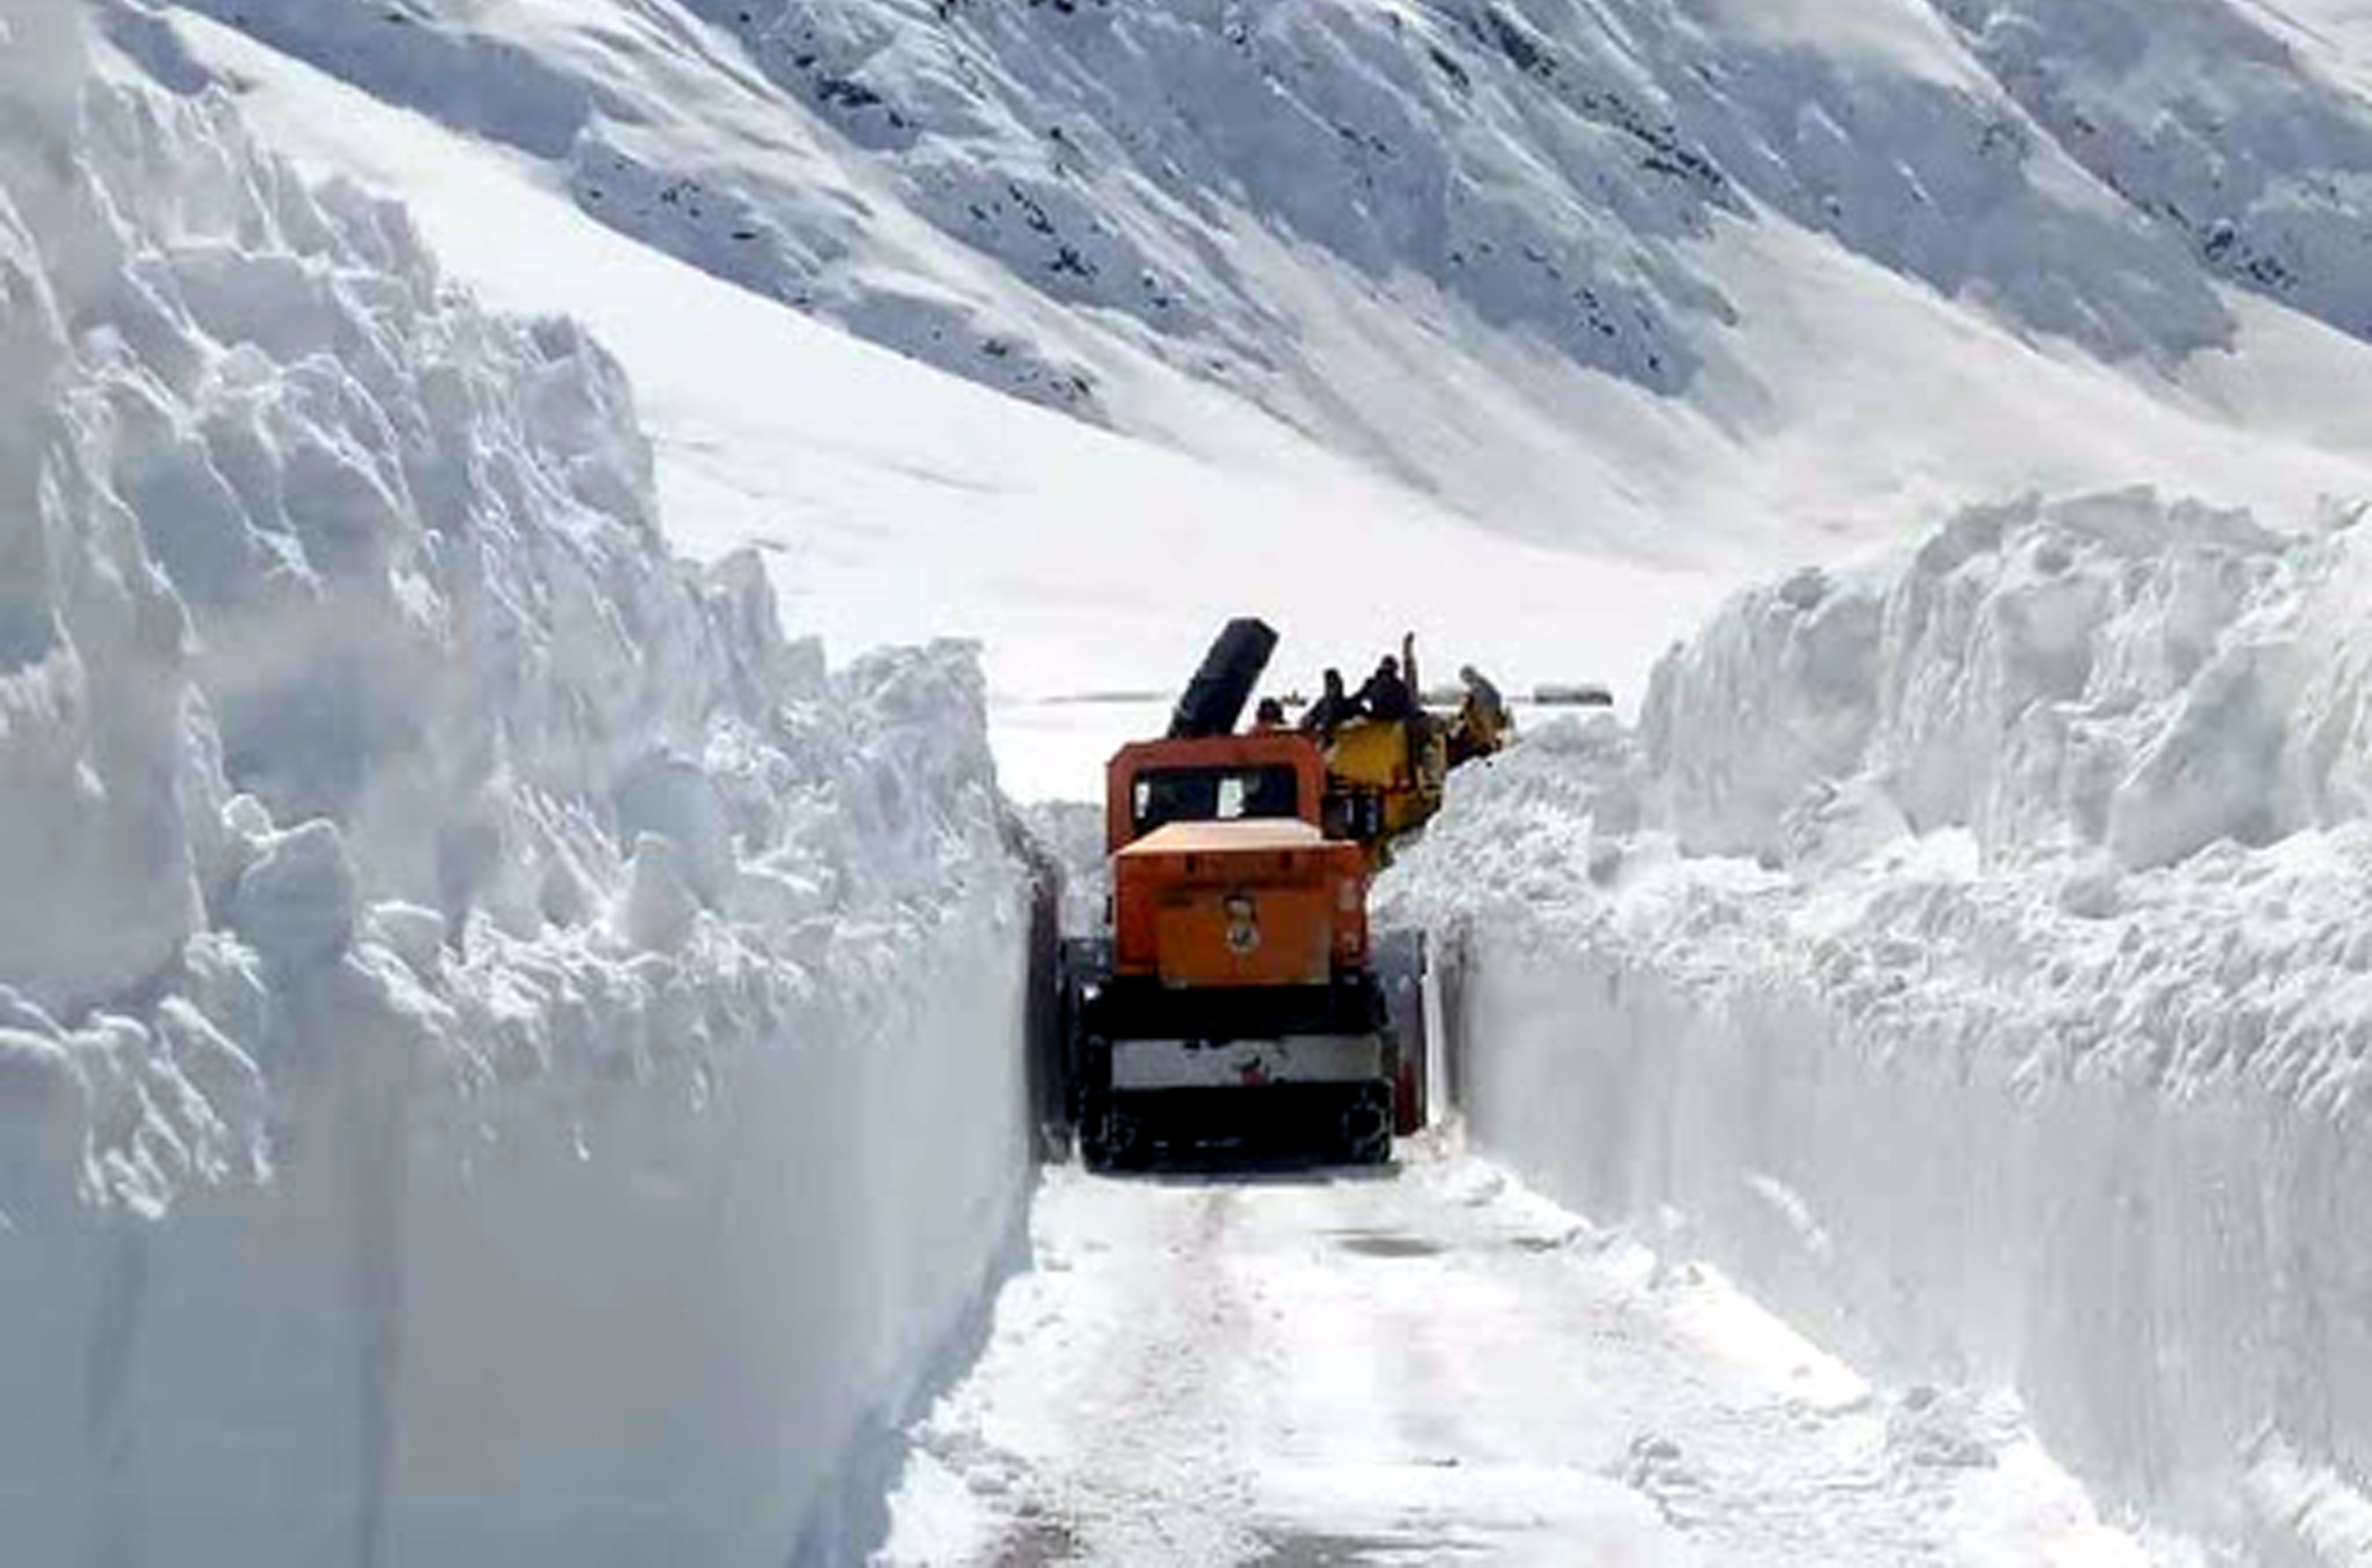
xmin=1357 ymin=655 xmax=1418 ymax=724
xmin=1299 ymin=667 xmax=1360 ymax=739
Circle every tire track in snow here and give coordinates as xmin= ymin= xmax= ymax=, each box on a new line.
xmin=878 ymin=1140 xmax=2164 ymax=1566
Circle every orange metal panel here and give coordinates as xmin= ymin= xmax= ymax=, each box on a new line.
xmin=1112 ymin=832 xmax=1368 ymax=982
xmin=1151 ymin=884 xmax=1334 ymax=988
xmin=1100 ymin=731 xmax=1380 ymax=988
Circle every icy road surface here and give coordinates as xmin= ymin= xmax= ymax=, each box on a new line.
xmin=878 ymin=1140 xmax=2158 ymax=1566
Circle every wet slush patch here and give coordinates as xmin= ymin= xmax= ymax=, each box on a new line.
xmin=1118 ymin=1150 xmax=1403 ymax=1187
xmin=986 ymin=1511 xmax=1083 ymax=1566
xmin=1250 ymin=1531 xmax=1426 ymax=1566
xmin=1329 ymin=1230 xmax=1444 ymax=1259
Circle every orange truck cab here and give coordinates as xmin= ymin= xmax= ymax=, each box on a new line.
xmin=1105 ymin=733 xmax=1372 ymax=987
xmin=1065 ymin=727 xmax=1421 ymax=1169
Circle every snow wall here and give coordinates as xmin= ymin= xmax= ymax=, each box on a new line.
xmin=1387 ymin=489 xmax=2372 ymax=1562
xmin=0 ymin=9 xmax=1035 ymax=1564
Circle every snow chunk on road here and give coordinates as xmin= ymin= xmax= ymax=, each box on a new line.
xmin=230 ymin=818 xmax=359 ymax=968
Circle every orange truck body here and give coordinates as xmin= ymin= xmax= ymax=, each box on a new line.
xmin=1104 ymin=735 xmax=1373 ymax=992
xmin=1065 ymin=729 xmax=1419 ymax=1168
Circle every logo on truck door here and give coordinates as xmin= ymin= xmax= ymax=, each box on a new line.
xmin=1223 ymin=894 xmax=1260 ymax=955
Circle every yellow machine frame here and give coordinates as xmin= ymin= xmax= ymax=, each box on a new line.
xmin=1321 ymin=716 xmax=1448 ymax=863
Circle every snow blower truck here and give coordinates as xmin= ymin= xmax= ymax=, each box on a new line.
xmin=1059 ymin=620 xmax=1435 ymax=1170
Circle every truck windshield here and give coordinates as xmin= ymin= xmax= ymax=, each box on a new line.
xmin=1131 ymin=765 xmax=1301 ymax=836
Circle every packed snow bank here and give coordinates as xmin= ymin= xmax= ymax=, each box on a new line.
xmin=0 ymin=10 xmax=1033 ymax=1564
xmin=1385 ymin=489 xmax=2372 ymax=1560
xmin=1639 ymin=487 xmax=2372 ymax=872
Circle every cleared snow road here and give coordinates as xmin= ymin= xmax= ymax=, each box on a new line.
xmin=878 ymin=1137 xmax=2152 ymax=1567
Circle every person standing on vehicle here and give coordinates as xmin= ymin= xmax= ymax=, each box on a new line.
xmin=1357 ymin=655 xmax=1418 ymax=724
xmin=1455 ymin=663 xmax=1509 ymax=759
xmin=1299 ymin=667 xmax=1361 ymax=739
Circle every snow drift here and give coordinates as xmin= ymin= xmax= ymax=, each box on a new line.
xmin=0 ymin=8 xmax=1033 ymax=1563
xmin=1386 ymin=488 xmax=2372 ymax=1560
xmin=1639 ymin=487 xmax=2372 ymax=873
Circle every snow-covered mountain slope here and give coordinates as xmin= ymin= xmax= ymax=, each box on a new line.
xmin=74 ymin=0 xmax=2372 ymax=788
xmin=1935 ymin=0 xmax=2372 ymax=331
xmin=123 ymin=10 xmax=1724 ymax=800
xmin=104 ymin=0 xmax=2372 ymax=741
xmin=1382 ymin=490 xmax=2372 ymax=1561
xmin=0 ymin=8 xmax=1033 ymax=1562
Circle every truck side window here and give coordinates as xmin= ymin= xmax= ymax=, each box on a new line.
xmin=1239 ymin=766 xmax=1297 ymax=820
xmin=1133 ymin=766 xmax=1301 ymax=835
xmin=1135 ymin=772 xmax=1214 ymax=833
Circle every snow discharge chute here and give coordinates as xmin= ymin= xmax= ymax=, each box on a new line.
xmin=1167 ymin=617 xmax=1280 ymax=740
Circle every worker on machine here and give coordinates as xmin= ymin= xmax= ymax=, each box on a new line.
xmin=1450 ymin=663 xmax=1509 ymax=765
xmin=1357 ymin=654 xmax=1418 ymax=724
xmin=1251 ymin=697 xmax=1289 ymax=732
xmin=1299 ymin=667 xmax=1361 ymax=740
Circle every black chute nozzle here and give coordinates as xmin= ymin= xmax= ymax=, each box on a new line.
xmin=1168 ymin=618 xmax=1279 ymax=739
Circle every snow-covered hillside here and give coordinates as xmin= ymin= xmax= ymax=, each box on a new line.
xmin=108 ymin=2 xmax=1723 ymax=797
xmin=90 ymin=0 xmax=2372 ymax=788
xmin=122 ymin=0 xmax=2372 ymax=520
xmin=1934 ymin=0 xmax=2372 ymax=333
xmin=1385 ymin=489 xmax=2372 ymax=1562
xmin=0 ymin=6 xmax=1033 ymax=1562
